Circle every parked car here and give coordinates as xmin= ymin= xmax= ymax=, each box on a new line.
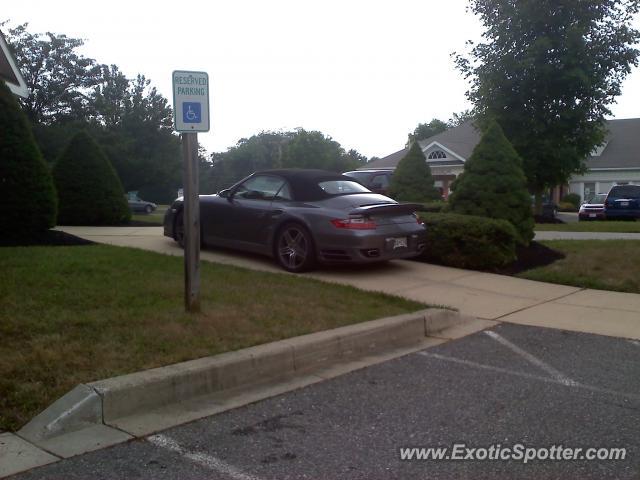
xmin=578 ymin=193 xmax=607 ymax=221
xmin=164 ymin=169 xmax=427 ymax=272
xmin=342 ymin=169 xmax=394 ymax=196
xmin=126 ymin=192 xmax=157 ymax=214
xmin=604 ymin=185 xmax=640 ymax=220
xmin=531 ymin=195 xmax=558 ymax=219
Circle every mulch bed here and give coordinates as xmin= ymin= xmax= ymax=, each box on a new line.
xmin=497 ymin=241 xmax=565 ymax=275
xmin=0 ymin=230 xmax=94 ymax=247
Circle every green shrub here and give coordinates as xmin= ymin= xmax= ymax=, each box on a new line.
xmin=562 ymin=193 xmax=581 ymax=209
xmin=53 ymin=131 xmax=130 ymax=225
xmin=389 ymin=142 xmax=441 ymax=202
xmin=0 ymin=81 xmax=57 ymax=238
xmin=557 ymin=201 xmax=578 ymax=212
xmin=419 ymin=212 xmax=518 ymax=270
xmin=449 ymin=120 xmax=534 ymax=245
xmin=421 ymin=201 xmax=448 ymax=213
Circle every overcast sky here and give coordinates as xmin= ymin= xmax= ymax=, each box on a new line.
xmin=4 ymin=0 xmax=640 ymax=158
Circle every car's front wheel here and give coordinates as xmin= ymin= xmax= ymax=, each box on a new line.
xmin=275 ymin=223 xmax=316 ymax=273
xmin=145 ymin=204 xmax=153 ymax=214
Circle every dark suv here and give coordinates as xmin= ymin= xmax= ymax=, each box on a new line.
xmin=343 ymin=170 xmax=394 ymax=196
xmin=604 ymin=185 xmax=640 ymax=220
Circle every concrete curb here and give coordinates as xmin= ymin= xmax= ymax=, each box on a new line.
xmin=6 ymin=308 xmax=486 ymax=477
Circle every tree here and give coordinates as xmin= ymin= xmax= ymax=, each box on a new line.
xmin=0 ymin=80 xmax=57 ymax=238
xmin=3 ymin=23 xmax=182 ymax=203
xmin=2 ymin=22 xmax=103 ymax=124
xmin=455 ymin=0 xmax=640 ymax=211
xmin=449 ymin=120 xmax=534 ymax=244
xmin=389 ymin=142 xmax=441 ymax=202
xmin=53 ymin=131 xmax=130 ymax=225
xmin=281 ymin=129 xmax=364 ymax=172
xmin=406 ymin=119 xmax=448 ymax=145
xmin=447 ymin=110 xmax=475 ymax=128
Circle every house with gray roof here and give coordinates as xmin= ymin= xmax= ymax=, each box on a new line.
xmin=0 ymin=30 xmax=28 ymax=97
xmin=367 ymin=118 xmax=640 ymax=202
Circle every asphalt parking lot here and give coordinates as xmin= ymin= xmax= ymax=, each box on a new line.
xmin=13 ymin=323 xmax=640 ymax=480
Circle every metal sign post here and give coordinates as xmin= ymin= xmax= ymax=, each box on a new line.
xmin=172 ymin=71 xmax=210 ymax=312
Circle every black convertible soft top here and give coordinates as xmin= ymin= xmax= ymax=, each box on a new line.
xmin=253 ymin=169 xmax=358 ymax=202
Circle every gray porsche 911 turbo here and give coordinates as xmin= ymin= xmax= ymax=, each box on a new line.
xmin=164 ymin=169 xmax=427 ymax=272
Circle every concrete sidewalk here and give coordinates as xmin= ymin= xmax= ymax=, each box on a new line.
xmin=535 ymin=230 xmax=640 ymax=240
xmin=58 ymin=226 xmax=640 ymax=340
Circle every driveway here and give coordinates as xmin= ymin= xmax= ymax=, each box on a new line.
xmin=13 ymin=323 xmax=640 ymax=480
xmin=57 ymin=226 xmax=640 ymax=341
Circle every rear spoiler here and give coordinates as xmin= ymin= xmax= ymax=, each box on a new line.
xmin=348 ymin=203 xmax=424 ymax=216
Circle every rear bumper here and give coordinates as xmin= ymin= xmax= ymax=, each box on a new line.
xmin=315 ymin=225 xmax=427 ymax=264
xmin=579 ymin=211 xmax=605 ymax=220
xmin=604 ymin=209 xmax=640 ymax=219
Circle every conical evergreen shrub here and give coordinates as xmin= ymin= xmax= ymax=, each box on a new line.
xmin=449 ymin=120 xmax=534 ymax=244
xmin=389 ymin=142 xmax=441 ymax=202
xmin=0 ymin=81 xmax=57 ymax=238
xmin=54 ymin=131 xmax=130 ymax=225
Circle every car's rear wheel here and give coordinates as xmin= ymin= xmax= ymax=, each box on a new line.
xmin=275 ymin=223 xmax=316 ymax=273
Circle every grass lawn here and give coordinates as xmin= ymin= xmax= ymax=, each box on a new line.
xmin=517 ymin=240 xmax=640 ymax=293
xmin=0 ymin=245 xmax=426 ymax=431
xmin=130 ymin=205 xmax=168 ymax=225
xmin=535 ymin=220 xmax=640 ymax=233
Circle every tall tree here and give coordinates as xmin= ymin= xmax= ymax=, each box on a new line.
xmin=406 ymin=119 xmax=448 ymax=145
xmin=53 ymin=131 xmax=130 ymax=225
xmin=449 ymin=120 xmax=534 ymax=244
xmin=281 ymin=129 xmax=362 ymax=172
xmin=0 ymin=80 xmax=57 ymax=238
xmin=455 ymin=0 xmax=640 ymax=211
xmin=2 ymin=22 xmax=103 ymax=123
xmin=389 ymin=142 xmax=441 ymax=202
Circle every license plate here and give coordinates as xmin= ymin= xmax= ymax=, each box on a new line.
xmin=393 ymin=237 xmax=408 ymax=249
xmin=589 ymin=213 xmax=596 ymax=218
xmin=620 ymin=201 xmax=629 ymax=207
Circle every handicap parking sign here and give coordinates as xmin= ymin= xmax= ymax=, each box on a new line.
xmin=172 ymin=71 xmax=210 ymax=132
xmin=183 ymin=102 xmax=201 ymax=123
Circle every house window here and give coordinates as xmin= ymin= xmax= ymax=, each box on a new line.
xmin=428 ymin=150 xmax=447 ymax=159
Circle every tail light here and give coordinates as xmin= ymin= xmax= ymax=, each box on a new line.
xmin=331 ymin=216 xmax=376 ymax=230
xmin=413 ymin=213 xmax=424 ymax=225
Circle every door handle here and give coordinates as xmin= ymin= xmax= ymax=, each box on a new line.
xmin=270 ymin=209 xmax=284 ymax=217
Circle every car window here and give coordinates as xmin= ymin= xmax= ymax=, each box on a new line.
xmin=588 ymin=194 xmax=607 ymax=203
xmin=318 ymin=180 xmax=370 ymax=195
xmin=608 ymin=185 xmax=640 ymax=199
xmin=273 ymin=182 xmax=293 ymax=201
xmin=235 ymin=175 xmax=286 ymax=200
xmin=371 ymin=174 xmax=390 ymax=188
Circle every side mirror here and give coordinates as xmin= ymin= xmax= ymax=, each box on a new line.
xmin=371 ymin=183 xmax=382 ymax=190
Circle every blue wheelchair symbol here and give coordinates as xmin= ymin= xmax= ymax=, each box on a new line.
xmin=183 ymin=102 xmax=201 ymax=123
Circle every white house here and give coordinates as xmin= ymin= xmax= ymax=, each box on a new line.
xmin=367 ymin=119 xmax=640 ymax=203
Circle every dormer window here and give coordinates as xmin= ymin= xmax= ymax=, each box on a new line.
xmin=591 ymin=142 xmax=608 ymax=157
xmin=428 ymin=150 xmax=447 ymax=159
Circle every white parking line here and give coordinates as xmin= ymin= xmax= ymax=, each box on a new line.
xmin=418 ymin=352 xmax=640 ymax=402
xmin=484 ymin=330 xmax=578 ymax=386
xmin=147 ymin=434 xmax=261 ymax=480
